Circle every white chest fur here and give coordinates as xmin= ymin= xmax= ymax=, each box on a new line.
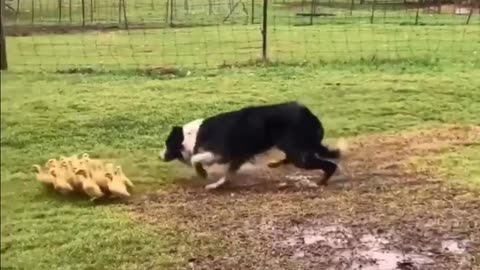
xmin=180 ymin=118 xmax=204 ymax=161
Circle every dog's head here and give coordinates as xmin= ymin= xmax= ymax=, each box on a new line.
xmin=160 ymin=118 xmax=203 ymax=164
xmin=160 ymin=126 xmax=185 ymax=162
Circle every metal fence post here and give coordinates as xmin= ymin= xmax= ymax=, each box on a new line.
xmin=261 ymin=0 xmax=268 ymax=61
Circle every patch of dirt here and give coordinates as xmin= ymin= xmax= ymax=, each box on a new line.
xmin=128 ymin=125 xmax=480 ymax=270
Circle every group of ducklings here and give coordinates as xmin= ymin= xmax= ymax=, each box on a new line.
xmin=32 ymin=153 xmax=134 ymax=201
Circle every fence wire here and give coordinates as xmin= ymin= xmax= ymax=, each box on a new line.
xmin=3 ymin=0 xmax=480 ymax=71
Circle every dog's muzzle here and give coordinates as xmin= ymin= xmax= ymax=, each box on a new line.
xmin=159 ymin=149 xmax=167 ymax=161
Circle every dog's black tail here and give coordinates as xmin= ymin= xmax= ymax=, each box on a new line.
xmin=316 ymin=138 xmax=348 ymax=159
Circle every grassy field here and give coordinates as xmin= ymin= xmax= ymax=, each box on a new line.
xmin=2 ymin=60 xmax=480 ymax=268
xmin=2 ymin=3 xmax=480 ymax=266
xmin=6 ymin=23 xmax=480 ymax=71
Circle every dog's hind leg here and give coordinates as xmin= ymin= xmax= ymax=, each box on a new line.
xmin=314 ymin=158 xmax=338 ymax=185
xmin=282 ymin=149 xmax=338 ymax=186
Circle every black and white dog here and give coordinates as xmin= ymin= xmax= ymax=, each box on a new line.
xmin=160 ymin=101 xmax=347 ymax=190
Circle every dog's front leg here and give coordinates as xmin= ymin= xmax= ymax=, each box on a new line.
xmin=190 ymin=152 xmax=216 ymax=179
xmin=205 ymin=175 xmax=227 ymax=190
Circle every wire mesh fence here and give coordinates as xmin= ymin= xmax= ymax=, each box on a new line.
xmin=2 ymin=0 xmax=480 ymax=71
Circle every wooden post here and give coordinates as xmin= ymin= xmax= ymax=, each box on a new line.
xmin=0 ymin=5 xmax=8 ymax=70
xmin=69 ymin=0 xmax=72 ymax=23
xmin=349 ymin=0 xmax=354 ymax=16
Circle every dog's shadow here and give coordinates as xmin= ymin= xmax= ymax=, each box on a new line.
xmin=174 ymin=169 xmax=352 ymax=194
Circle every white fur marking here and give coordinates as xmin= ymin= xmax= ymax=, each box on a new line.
xmin=178 ymin=118 xmax=203 ymax=161
xmin=191 ymin=152 xmax=216 ymax=166
xmin=205 ymin=176 xmax=227 ymax=190
xmin=159 ymin=148 xmax=166 ymax=160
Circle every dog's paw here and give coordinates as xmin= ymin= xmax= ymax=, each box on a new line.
xmin=205 ymin=182 xmax=220 ymax=190
xmin=204 ymin=177 xmax=226 ymax=190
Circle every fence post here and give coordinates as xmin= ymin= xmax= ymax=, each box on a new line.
xmin=170 ymin=0 xmax=174 ymax=26
xmin=184 ymin=0 xmax=189 ymax=14
xmin=465 ymin=6 xmax=473 ymax=24
xmin=82 ymin=0 xmax=86 ymax=27
xmin=261 ymin=0 xmax=267 ymax=61
xmin=90 ymin=0 xmax=94 ymax=22
xmin=58 ymin=0 xmax=62 ymax=22
xmin=251 ymin=0 xmax=254 ymax=23
xmin=349 ymin=0 xmax=354 ymax=16
xmin=370 ymin=0 xmax=376 ymax=24
xmin=414 ymin=0 xmax=420 ymax=25
xmin=118 ymin=0 xmax=122 ymax=24
xmin=165 ymin=0 xmax=169 ymax=25
xmin=0 ymin=6 xmax=7 ymax=70
xmin=310 ymin=0 xmax=316 ymax=25
xmin=0 ymin=0 xmax=5 ymax=19
xmin=121 ymin=0 xmax=128 ymax=29
xmin=31 ymin=0 xmax=34 ymax=23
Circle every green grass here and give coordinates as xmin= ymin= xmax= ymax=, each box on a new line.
xmin=2 ymin=62 xmax=480 ymax=269
xmin=6 ymin=24 xmax=480 ymax=71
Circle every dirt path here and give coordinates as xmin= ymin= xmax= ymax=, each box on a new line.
xmin=128 ymin=125 xmax=480 ymax=270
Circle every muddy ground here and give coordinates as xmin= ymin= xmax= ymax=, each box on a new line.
xmin=128 ymin=125 xmax=480 ymax=270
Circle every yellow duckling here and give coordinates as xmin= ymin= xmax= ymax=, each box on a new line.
xmin=45 ymin=158 xmax=59 ymax=169
xmin=59 ymin=161 xmax=82 ymax=191
xmin=32 ymin=164 xmax=54 ymax=186
xmin=49 ymin=167 xmax=74 ymax=195
xmin=107 ymin=171 xmax=131 ymax=198
xmin=90 ymin=167 xmax=110 ymax=192
xmin=115 ymin=165 xmax=134 ymax=188
xmin=81 ymin=153 xmax=105 ymax=172
xmin=74 ymin=168 xmax=104 ymax=201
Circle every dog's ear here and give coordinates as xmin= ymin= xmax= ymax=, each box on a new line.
xmin=170 ymin=126 xmax=183 ymax=136
xmin=161 ymin=126 xmax=184 ymax=162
